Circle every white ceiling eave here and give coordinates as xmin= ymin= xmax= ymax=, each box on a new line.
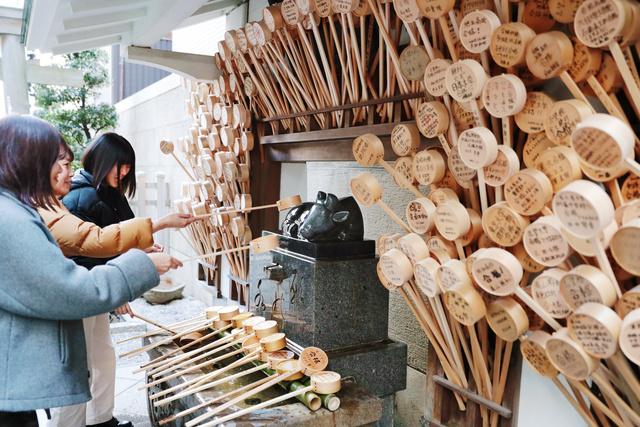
xmin=25 ymin=0 xmax=225 ymax=55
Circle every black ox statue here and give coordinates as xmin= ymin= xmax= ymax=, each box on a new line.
xmin=282 ymin=191 xmax=364 ymax=242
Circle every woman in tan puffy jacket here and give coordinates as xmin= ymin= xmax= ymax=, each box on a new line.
xmin=39 ymin=144 xmax=194 ymax=259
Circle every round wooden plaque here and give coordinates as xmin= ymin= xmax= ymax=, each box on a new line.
xmin=444 ymin=283 xmax=487 ymax=325
xmin=299 ymin=346 xmax=330 ymax=375
xmin=544 ymin=100 xmax=593 ymax=146
xmin=513 ymin=242 xmax=545 ymax=273
xmin=458 ymin=126 xmax=499 ymax=169
xmin=617 ymin=286 xmax=640 ymax=318
xmin=490 ymin=23 xmax=536 ymax=68
xmin=406 ymin=198 xmax=436 ymax=234
xmin=482 ymin=74 xmax=527 ymax=118
xmin=620 ymin=308 xmax=640 ymax=365
xmin=448 ymin=144 xmax=477 ymax=187
xmin=520 ymin=331 xmax=559 ymax=377
xmin=417 ymin=0 xmax=456 ymax=19
xmin=525 ymin=32 xmax=574 ymax=80
xmin=568 ymin=302 xmax=621 ymax=358
xmin=523 ymin=215 xmax=571 ymax=267
xmin=621 ymin=174 xmax=640 ymax=203
xmin=434 ymin=200 xmax=471 ymax=240
xmin=413 ymin=150 xmax=446 ymax=186
xmin=427 ymin=236 xmax=457 ymax=260
xmin=504 ymin=168 xmax=553 ymax=216
xmin=535 ymin=146 xmax=583 ymax=192
xmin=610 ymin=218 xmax=640 ymax=275
xmin=428 ymin=188 xmax=459 ymax=207
xmin=571 ymin=113 xmax=635 ymax=172
xmin=459 ymin=10 xmax=501 ymax=54
xmin=452 ymin=100 xmax=479 ymax=133
xmin=398 ymin=233 xmax=430 ymax=265
xmin=414 ymin=257 xmax=441 ymax=297
xmin=515 ymin=92 xmax=555 ymax=134
xmin=549 ymin=0 xmax=584 ymax=23
xmin=377 ymin=233 xmax=401 ymax=255
xmin=392 ymin=123 xmax=421 ymax=157
xmin=424 ymin=59 xmax=452 ymax=98
xmin=436 ymin=259 xmax=472 ymax=292
xmin=350 ymin=173 xmax=382 ymax=207
xmin=522 ymin=0 xmax=556 ymax=32
xmin=487 ymin=297 xmax=530 ymax=342
xmin=482 ymin=201 xmax=530 ymax=247
xmin=394 ymin=156 xmax=416 ymax=189
xmin=281 ymin=0 xmax=302 ymax=25
xmin=263 ymin=7 xmax=284 ymax=32
xmin=531 ymin=268 xmax=572 ymax=319
xmin=315 ymin=0 xmax=332 ymax=17
xmin=416 ymin=101 xmax=449 ymax=138
xmin=574 ymin=0 xmax=626 ymax=48
xmin=545 ymin=328 xmax=598 ymax=380
xmin=552 ymin=179 xmax=615 ymax=238
xmin=353 ymin=133 xmax=384 ymax=166
xmin=568 ymin=41 xmax=602 ymax=82
xmin=380 ymin=248 xmax=414 ymax=286
xmin=331 ymin=0 xmax=358 ymax=13
xmin=460 ymin=208 xmax=483 ymax=246
xmin=377 ymin=261 xmax=396 ymax=291
xmin=484 ymin=145 xmax=520 ymax=187
xmin=445 ymin=60 xmax=488 ymax=103
xmin=471 ymin=248 xmax=523 ymax=296
xmin=400 ymin=45 xmax=430 ymax=82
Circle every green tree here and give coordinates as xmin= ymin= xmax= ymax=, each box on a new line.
xmin=31 ymin=49 xmax=118 ymax=159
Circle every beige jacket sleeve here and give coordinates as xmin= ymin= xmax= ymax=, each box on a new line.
xmin=38 ymin=205 xmax=155 ymax=258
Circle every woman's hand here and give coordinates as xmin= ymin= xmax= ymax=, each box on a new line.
xmin=152 ymin=213 xmax=197 ymax=232
xmin=144 ymin=243 xmax=164 ymax=253
xmin=115 ymin=303 xmax=134 ymax=317
xmin=147 ymin=253 xmax=183 ymax=275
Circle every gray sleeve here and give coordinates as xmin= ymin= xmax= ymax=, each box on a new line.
xmin=0 ymin=213 xmax=160 ymax=320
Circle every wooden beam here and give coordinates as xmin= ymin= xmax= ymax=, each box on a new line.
xmin=63 ymin=7 xmax=147 ymax=30
xmin=124 ymin=45 xmax=219 ymax=82
xmin=56 ymin=22 xmax=132 ymax=44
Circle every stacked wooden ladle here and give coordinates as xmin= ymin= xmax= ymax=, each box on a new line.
xmin=125 ymin=304 xmax=341 ymax=426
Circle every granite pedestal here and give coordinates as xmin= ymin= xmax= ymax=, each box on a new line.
xmin=249 ymin=233 xmax=407 ymax=403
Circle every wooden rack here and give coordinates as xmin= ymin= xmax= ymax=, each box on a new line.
xmin=425 ymin=343 xmax=522 ymax=427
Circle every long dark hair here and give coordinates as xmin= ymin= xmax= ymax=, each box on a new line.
xmin=0 ymin=115 xmax=69 ymax=209
xmin=82 ymin=132 xmax=136 ymax=197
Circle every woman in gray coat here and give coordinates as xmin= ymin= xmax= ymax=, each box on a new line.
xmin=0 ymin=116 xmax=182 ymax=426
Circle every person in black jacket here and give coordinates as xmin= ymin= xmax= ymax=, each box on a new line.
xmin=58 ymin=133 xmax=168 ymax=427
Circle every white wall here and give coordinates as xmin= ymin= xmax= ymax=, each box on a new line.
xmin=115 ymin=74 xmax=200 ymax=290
